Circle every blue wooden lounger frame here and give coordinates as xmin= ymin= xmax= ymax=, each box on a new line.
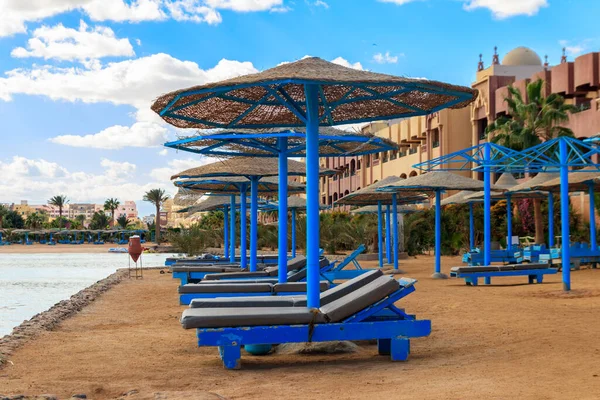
xmin=450 ymin=264 xmax=558 ymax=286
xmin=320 ymin=244 xmax=367 ymax=281
xmin=462 ymin=248 xmax=524 ymax=266
xmin=190 ymin=278 xmax=431 ymax=369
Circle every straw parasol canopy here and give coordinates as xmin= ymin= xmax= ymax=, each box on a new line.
xmin=493 ymin=173 xmax=520 ymax=189
xmin=506 ymin=172 xmax=560 ymax=193
xmin=178 ymin=196 xmax=257 ymax=213
xmin=167 ymin=127 xmax=398 ymax=158
xmin=171 ymin=157 xmax=334 ymax=180
xmin=464 ymin=190 xmax=549 ymax=201
xmin=173 ymin=187 xmax=203 ymax=207
xmin=174 ymin=176 xmax=305 ymax=195
xmin=264 ymin=195 xmax=329 ymax=211
xmin=532 ymin=169 xmax=600 ymax=192
xmin=335 ymin=176 xmax=427 ymax=206
xmin=379 ymin=171 xmax=501 ymax=195
xmin=350 ymin=205 xmax=420 ymax=215
xmin=152 ymin=57 xmax=477 ymax=129
xmin=440 ymin=190 xmax=478 ymax=206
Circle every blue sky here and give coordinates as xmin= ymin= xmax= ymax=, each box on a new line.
xmin=0 ymin=0 xmax=599 ymax=216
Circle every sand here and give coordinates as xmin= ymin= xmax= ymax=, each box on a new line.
xmin=1 ymin=256 xmax=600 ymax=399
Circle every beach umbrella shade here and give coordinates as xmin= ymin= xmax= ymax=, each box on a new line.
xmin=166 ymin=126 xmax=397 ymax=279
xmin=172 ymin=158 xmax=332 ymax=272
xmin=335 ymin=176 xmax=428 ymax=269
xmin=175 ymin=176 xmax=305 ymax=261
xmin=152 ymin=56 xmax=477 ymax=308
xmin=378 ymin=171 xmax=501 ymax=278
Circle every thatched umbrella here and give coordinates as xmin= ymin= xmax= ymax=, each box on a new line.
xmin=173 ymin=158 xmax=331 ymax=271
xmin=152 ymin=56 xmax=477 ymax=308
xmin=378 ymin=171 xmax=500 ymax=278
xmin=335 ymin=176 xmax=427 ymax=269
xmin=350 ymin=205 xmax=420 ymax=215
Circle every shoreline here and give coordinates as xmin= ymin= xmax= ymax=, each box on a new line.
xmin=0 ymin=243 xmax=175 ymax=254
xmin=0 ymin=268 xmax=132 ymax=367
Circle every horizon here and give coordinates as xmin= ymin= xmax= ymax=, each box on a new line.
xmin=1 ymin=0 xmax=599 ymax=216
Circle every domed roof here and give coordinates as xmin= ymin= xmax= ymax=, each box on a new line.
xmin=502 ymin=47 xmax=542 ymax=66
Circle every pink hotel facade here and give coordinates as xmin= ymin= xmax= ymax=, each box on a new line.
xmin=320 ymin=47 xmax=600 ymax=206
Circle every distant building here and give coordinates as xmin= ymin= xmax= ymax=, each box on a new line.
xmin=143 ymin=215 xmax=156 ymax=226
xmin=116 ymin=200 xmax=138 ymax=220
xmin=69 ymin=203 xmax=96 ymax=220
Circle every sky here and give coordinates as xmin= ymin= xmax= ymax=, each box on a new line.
xmin=0 ymin=0 xmax=599 ymax=217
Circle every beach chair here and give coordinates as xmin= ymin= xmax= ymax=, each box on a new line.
xmin=180 ymin=274 xmax=431 ymax=369
xmin=320 ymin=244 xmax=368 ymax=281
xmin=450 ymin=264 xmax=557 ymax=286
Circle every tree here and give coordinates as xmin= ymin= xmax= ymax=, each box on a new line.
xmin=26 ymin=213 xmax=45 ymax=230
xmin=89 ymin=211 xmax=110 ymax=230
xmin=3 ymin=211 xmax=24 ymax=229
xmin=48 ymin=195 xmax=69 ymax=227
xmin=116 ymin=215 xmax=130 ymax=229
xmin=0 ymin=205 xmax=8 ymax=229
xmin=104 ymin=198 xmax=120 ymax=227
xmin=143 ymin=189 xmax=170 ymax=243
xmin=486 ymin=79 xmax=578 ymax=244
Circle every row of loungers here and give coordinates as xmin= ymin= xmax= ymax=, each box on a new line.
xmin=180 ymin=269 xmax=431 ymax=369
xmin=165 ymin=254 xmax=279 ymax=266
xmin=450 ymin=263 xmax=558 ymax=286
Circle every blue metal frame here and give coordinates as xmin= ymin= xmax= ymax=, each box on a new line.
xmin=291 ymin=208 xmax=297 ymax=258
xmin=385 ymin=205 xmax=392 ymax=264
xmin=223 ymin=205 xmax=229 ymax=258
xmin=469 ymin=202 xmax=475 ymax=250
xmin=278 ymin=137 xmax=289 ymax=283
xmin=229 ymin=195 xmax=236 ymax=263
xmin=450 ymin=268 xmax=558 ymax=286
xmin=377 ymin=201 xmax=384 ymax=268
xmin=239 ymin=184 xmax=248 ymax=269
xmin=392 ymin=193 xmax=399 ymax=270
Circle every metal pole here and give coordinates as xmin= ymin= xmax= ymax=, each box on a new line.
xmin=385 ymin=205 xmax=392 ymax=264
xmin=250 ymin=177 xmax=259 ymax=272
xmin=559 ymin=138 xmax=571 ymax=291
xmin=548 ymin=192 xmax=555 ymax=247
xmin=589 ymin=182 xmax=597 ymax=251
xmin=291 ymin=208 xmax=297 ymax=259
xmin=392 ymin=193 xmax=399 ymax=270
xmin=229 ymin=195 xmax=236 ymax=263
xmin=506 ymin=194 xmax=513 ymax=250
xmin=223 ymin=205 xmax=229 ymax=258
xmin=469 ymin=202 xmax=475 ymax=250
xmin=483 ymin=143 xmax=492 ymax=266
xmin=240 ymin=184 xmax=248 ymax=269
xmin=278 ymin=137 xmax=289 ymax=283
xmin=377 ymin=201 xmax=384 ymax=268
xmin=304 ymin=83 xmax=321 ymax=308
xmin=434 ymin=189 xmax=443 ymax=277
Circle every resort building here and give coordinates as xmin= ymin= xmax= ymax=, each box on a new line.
xmin=69 ymin=203 xmax=97 ymax=220
xmin=320 ymin=46 xmax=600 ymax=206
xmin=116 ymin=201 xmax=138 ymax=220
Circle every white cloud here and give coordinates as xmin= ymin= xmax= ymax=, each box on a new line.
xmin=559 ymin=39 xmax=588 ymax=57
xmin=0 ymin=156 xmax=167 ymax=204
xmin=314 ymin=0 xmax=328 ymax=8
xmin=158 ymin=149 xmax=169 ymax=156
xmin=462 ymin=0 xmax=548 ymax=19
xmin=49 ymin=121 xmax=169 ymax=149
xmin=373 ymin=51 xmax=399 ymax=64
xmin=0 ymin=0 xmax=288 ymax=37
xmin=11 ymin=20 xmax=135 ymax=63
xmin=331 ymin=57 xmax=363 ymax=70
xmin=149 ymin=157 xmax=212 ymax=182
xmin=1 ymin=54 xmax=258 ymax=149
xmin=377 ymin=0 xmax=419 ymax=4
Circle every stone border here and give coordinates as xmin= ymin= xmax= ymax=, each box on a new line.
xmin=0 ymin=268 xmax=139 ymax=368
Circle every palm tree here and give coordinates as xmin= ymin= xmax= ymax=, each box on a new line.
xmin=104 ymin=198 xmax=120 ymax=227
xmin=143 ymin=189 xmax=170 ymax=243
xmin=116 ymin=215 xmax=130 ymax=229
xmin=486 ymin=79 xmax=578 ymax=244
xmin=48 ymin=195 xmax=69 ymax=227
xmin=26 ymin=213 xmax=45 ymax=230
xmin=89 ymin=211 xmax=110 ymax=230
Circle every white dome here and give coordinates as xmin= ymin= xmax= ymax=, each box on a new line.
xmin=502 ymin=47 xmax=542 ymax=66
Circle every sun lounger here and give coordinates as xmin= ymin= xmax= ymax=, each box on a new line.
xmin=180 ymin=274 xmax=430 ymax=369
xmin=166 ymin=254 xmax=279 ymax=266
xmin=462 ymin=248 xmax=524 ymax=266
xmin=179 ymin=281 xmax=330 ymax=304
xmin=450 ymin=263 xmax=557 ymax=285
xmin=320 ymin=244 xmax=370 ymax=281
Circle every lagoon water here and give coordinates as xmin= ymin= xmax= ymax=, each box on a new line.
xmin=0 ymin=253 xmax=175 ymax=337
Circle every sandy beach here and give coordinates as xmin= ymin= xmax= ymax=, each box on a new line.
xmin=1 ymin=255 xmax=600 ymax=399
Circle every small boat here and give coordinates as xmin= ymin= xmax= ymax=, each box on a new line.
xmin=108 ymin=247 xmax=128 ymax=253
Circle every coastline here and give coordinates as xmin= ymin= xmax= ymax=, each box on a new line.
xmin=0 ymin=268 xmax=131 ymax=367
xmin=0 ymin=243 xmax=173 ymax=254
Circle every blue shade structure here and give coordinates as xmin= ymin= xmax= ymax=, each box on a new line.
xmin=165 ymin=126 xmax=397 ymax=281
xmin=378 ymin=171 xmax=498 ymax=278
xmin=152 ymin=56 xmax=477 ymax=308
xmin=412 ymin=142 xmax=520 ymax=267
xmin=336 ymin=176 xmax=428 ymax=269
xmin=492 ymin=137 xmax=600 ymax=291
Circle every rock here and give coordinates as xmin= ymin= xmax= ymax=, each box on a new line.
xmin=70 ymin=394 xmax=87 ymax=399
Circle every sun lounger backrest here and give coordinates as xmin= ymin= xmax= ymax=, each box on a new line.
xmin=287 ymin=268 xmax=307 ymax=282
xmin=320 ymin=276 xmax=400 ymax=323
xmin=319 ymin=269 xmax=383 ymax=305
xmin=319 ymin=257 xmax=330 ymax=268
xmin=286 ymin=255 xmax=307 ymax=272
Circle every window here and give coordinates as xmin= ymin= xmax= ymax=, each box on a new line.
xmin=373 ymin=152 xmax=380 ymax=160
xmin=333 ymin=174 xmax=338 ymax=181
xmin=344 ymin=164 xmax=350 ymax=177
xmin=477 ymin=119 xmax=488 ymax=140
xmin=399 ymin=149 xmax=407 ymax=158
xmin=350 ymin=160 xmax=356 ymax=176
xmin=366 ymin=156 xmax=371 ymax=168
xmin=383 ymin=151 xmax=389 ymax=163
xmin=357 ymin=160 xmax=362 ymax=170
xmin=390 ymin=150 xmax=398 ymax=160
xmin=432 ymin=128 xmax=440 ymax=148
xmin=409 ymin=145 xmax=417 ymax=155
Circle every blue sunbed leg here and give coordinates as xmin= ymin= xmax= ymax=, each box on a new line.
xmin=377 ymin=338 xmax=391 ymax=355
xmin=528 ymin=275 xmax=535 ymax=284
xmin=390 ymin=338 xmax=410 ymax=361
xmin=466 ymin=277 xmax=478 ymax=286
xmin=182 ymin=275 xmax=189 ymax=285
xmin=219 ymin=345 xmax=242 ymax=370
xmin=484 ymin=277 xmax=491 ymax=285
xmin=537 ymin=274 xmax=544 ymax=284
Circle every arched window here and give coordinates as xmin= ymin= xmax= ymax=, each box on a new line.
xmin=357 ymin=160 xmax=362 ymax=170
xmin=400 ymin=173 xmax=407 ymax=179
xmin=409 ymin=171 xmax=418 ymax=177
xmin=344 ymin=190 xmax=350 ymax=196
xmin=333 ymin=193 xmax=338 ymax=202
xmin=350 ymin=159 xmax=356 ymax=176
